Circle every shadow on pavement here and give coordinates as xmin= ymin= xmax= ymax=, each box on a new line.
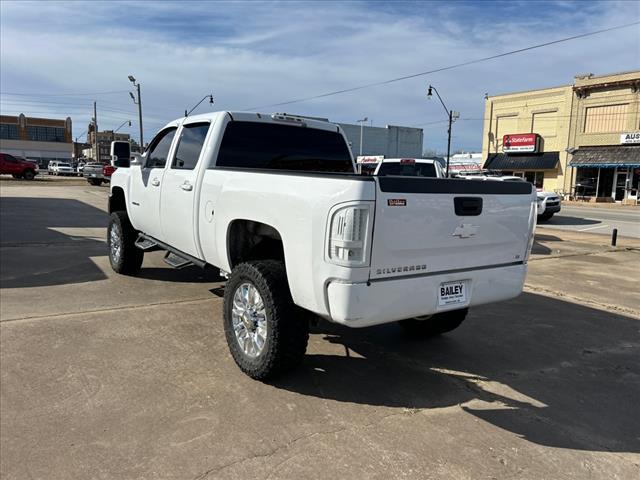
xmin=543 ymin=215 xmax=600 ymax=226
xmin=276 ymin=292 xmax=640 ymax=454
xmin=0 ymin=197 xmax=108 ymax=288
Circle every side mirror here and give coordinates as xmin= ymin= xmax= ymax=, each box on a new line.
xmin=130 ymin=153 xmax=145 ymax=167
xmin=111 ymin=140 xmax=132 ymax=168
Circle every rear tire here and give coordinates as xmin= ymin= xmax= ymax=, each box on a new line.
xmin=88 ymin=179 xmax=102 ymax=186
xmin=223 ymin=260 xmax=309 ymax=380
xmin=22 ymin=170 xmax=35 ymax=180
xmin=108 ymin=211 xmax=143 ymax=275
xmin=398 ymin=308 xmax=468 ymax=336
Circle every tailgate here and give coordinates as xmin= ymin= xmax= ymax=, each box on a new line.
xmin=370 ymin=177 xmax=535 ymax=280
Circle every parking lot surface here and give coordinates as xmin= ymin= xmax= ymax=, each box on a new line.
xmin=1 ymin=183 xmax=639 ymax=479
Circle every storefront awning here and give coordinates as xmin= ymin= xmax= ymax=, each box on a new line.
xmin=484 ymin=152 xmax=559 ymax=170
xmin=569 ymin=145 xmax=640 ymax=168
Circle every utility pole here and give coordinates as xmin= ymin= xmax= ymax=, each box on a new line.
xmin=93 ymin=101 xmax=98 ymax=162
xmin=128 ymin=75 xmax=143 ymax=150
xmin=357 ymin=117 xmax=368 ymax=156
xmin=446 ymin=110 xmax=453 ymax=178
xmin=427 ymin=85 xmax=459 ymax=177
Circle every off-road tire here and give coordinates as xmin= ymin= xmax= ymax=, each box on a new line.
xmin=223 ymin=260 xmax=309 ymax=380
xmin=108 ymin=211 xmax=144 ymax=275
xmin=399 ymin=308 xmax=468 ymax=336
xmin=22 ymin=170 xmax=35 ymax=180
xmin=538 ymin=212 xmax=554 ymax=222
xmin=88 ymin=179 xmax=102 ymax=186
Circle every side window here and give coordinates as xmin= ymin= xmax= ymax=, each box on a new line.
xmin=172 ymin=123 xmax=210 ymax=170
xmin=3 ymin=154 xmax=16 ymax=163
xmin=146 ymin=128 xmax=177 ymax=168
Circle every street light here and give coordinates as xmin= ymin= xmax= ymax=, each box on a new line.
xmin=112 ymin=120 xmax=131 ymax=141
xmin=128 ymin=75 xmax=144 ymax=150
xmin=427 ymin=85 xmax=459 ymax=177
xmin=357 ymin=117 xmax=368 ymax=156
xmin=185 ymin=94 xmax=214 ymax=117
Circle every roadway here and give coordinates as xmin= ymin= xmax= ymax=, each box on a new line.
xmin=540 ymin=204 xmax=640 ymax=239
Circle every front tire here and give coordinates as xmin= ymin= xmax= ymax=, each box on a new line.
xmin=107 ymin=211 xmax=143 ymax=275
xmin=22 ymin=170 xmax=35 ymax=180
xmin=223 ymin=260 xmax=309 ymax=380
xmin=538 ymin=212 xmax=554 ymax=222
xmin=398 ymin=308 xmax=468 ymax=336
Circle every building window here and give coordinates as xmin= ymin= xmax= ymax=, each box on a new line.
xmin=0 ymin=123 xmax=18 ymax=140
xmin=26 ymin=125 xmax=66 ymax=142
xmin=531 ymin=111 xmax=557 ymax=138
xmin=495 ymin=115 xmax=518 ymax=152
xmin=583 ymin=104 xmax=628 ymax=133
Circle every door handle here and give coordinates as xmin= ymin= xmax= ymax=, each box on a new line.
xmin=151 ymin=178 xmax=160 ymax=187
xmin=181 ymin=182 xmax=193 ymax=191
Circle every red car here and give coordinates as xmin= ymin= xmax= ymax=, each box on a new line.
xmin=0 ymin=153 xmax=39 ymax=180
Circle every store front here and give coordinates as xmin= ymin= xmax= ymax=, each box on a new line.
xmin=484 ymin=133 xmax=559 ymax=190
xmin=569 ymin=145 xmax=640 ymax=204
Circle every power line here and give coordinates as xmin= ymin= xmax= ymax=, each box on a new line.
xmin=0 ymin=90 xmax=131 ymax=97
xmin=244 ymin=21 xmax=640 ymax=110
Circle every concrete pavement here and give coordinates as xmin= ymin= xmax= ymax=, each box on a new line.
xmin=1 ymin=183 xmax=639 ymax=479
xmin=540 ymin=204 xmax=640 ymax=239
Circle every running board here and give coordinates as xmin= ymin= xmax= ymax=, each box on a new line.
xmin=136 ymin=233 xmax=207 ymax=269
xmin=135 ymin=236 xmax=161 ymax=252
xmin=164 ymin=251 xmax=192 ymax=269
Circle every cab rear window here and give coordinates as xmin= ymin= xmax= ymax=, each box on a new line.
xmin=215 ymin=121 xmax=354 ymax=173
xmin=377 ymin=162 xmax=437 ymax=177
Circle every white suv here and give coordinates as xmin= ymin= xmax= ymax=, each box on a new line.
xmin=47 ymin=161 xmax=75 ymax=176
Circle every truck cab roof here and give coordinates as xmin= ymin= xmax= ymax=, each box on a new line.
xmin=161 ymin=111 xmax=342 ymax=134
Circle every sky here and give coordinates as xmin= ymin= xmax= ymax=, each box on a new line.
xmin=1 ymin=0 xmax=639 ymax=153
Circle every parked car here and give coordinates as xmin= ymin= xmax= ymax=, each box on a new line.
xmin=83 ymin=162 xmax=107 ymax=185
xmin=460 ymin=173 xmax=562 ymax=221
xmin=357 ymin=157 xmax=445 ymax=177
xmin=107 ymin=111 xmax=536 ymax=380
xmin=0 ymin=153 xmax=39 ymax=180
xmin=47 ymin=161 xmax=75 ymax=176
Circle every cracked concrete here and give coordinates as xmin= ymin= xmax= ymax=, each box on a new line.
xmin=1 ymin=183 xmax=639 ymax=479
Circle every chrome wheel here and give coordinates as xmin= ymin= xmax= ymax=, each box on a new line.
xmin=231 ymin=282 xmax=267 ymax=358
xmin=109 ymin=223 xmax=122 ymax=264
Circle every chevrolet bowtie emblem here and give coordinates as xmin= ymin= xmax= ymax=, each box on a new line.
xmin=452 ymin=224 xmax=478 ymax=238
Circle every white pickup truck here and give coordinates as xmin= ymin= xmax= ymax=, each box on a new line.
xmin=108 ymin=112 xmax=537 ymax=380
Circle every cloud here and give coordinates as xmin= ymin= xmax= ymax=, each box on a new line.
xmin=1 ymin=0 xmax=638 ymax=152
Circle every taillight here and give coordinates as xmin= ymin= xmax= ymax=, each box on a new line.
xmin=327 ymin=204 xmax=372 ymax=266
xmin=524 ymin=196 xmax=537 ymax=262
xmin=103 ymin=165 xmax=116 ymax=176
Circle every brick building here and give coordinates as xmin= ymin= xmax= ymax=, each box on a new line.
xmin=0 ymin=113 xmax=73 ymax=168
xmin=481 ymin=70 xmax=639 ymax=203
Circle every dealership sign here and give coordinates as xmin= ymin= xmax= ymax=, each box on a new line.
xmin=356 ymin=155 xmax=384 ymax=164
xmin=620 ymin=132 xmax=640 ymax=144
xmin=503 ymin=133 xmax=539 ymax=153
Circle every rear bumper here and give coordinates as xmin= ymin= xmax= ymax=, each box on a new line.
xmin=326 ymin=263 xmax=527 ymax=327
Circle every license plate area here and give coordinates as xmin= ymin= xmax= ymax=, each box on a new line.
xmin=438 ymin=281 xmax=468 ymax=307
